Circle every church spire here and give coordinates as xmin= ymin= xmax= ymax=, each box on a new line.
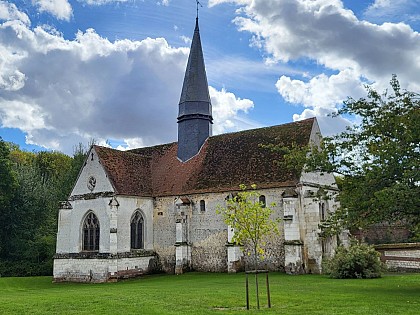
xmin=177 ymin=17 xmax=213 ymax=162
xmin=178 ymin=18 xmax=211 ymax=109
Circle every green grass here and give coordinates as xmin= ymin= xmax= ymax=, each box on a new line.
xmin=0 ymin=272 xmax=419 ymax=314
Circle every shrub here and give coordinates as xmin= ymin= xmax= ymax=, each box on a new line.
xmin=323 ymin=242 xmax=384 ymax=279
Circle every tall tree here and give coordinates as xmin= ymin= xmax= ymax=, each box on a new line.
xmin=0 ymin=138 xmax=18 ymax=258
xmin=306 ymin=76 xmax=420 ymax=235
xmin=0 ymin=142 xmax=87 ymax=276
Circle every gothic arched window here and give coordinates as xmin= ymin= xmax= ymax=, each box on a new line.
xmin=83 ymin=212 xmax=100 ymax=251
xmin=131 ymin=211 xmax=144 ymax=249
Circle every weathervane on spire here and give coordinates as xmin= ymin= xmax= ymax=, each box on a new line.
xmin=196 ymin=0 xmax=202 ymax=19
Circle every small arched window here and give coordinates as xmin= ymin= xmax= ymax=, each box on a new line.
xmin=83 ymin=212 xmax=100 ymax=251
xmin=131 ymin=211 xmax=144 ymax=249
xmin=200 ymin=200 xmax=206 ymax=212
xmin=259 ymin=195 xmax=266 ymax=208
xmin=319 ymin=203 xmax=326 ymax=221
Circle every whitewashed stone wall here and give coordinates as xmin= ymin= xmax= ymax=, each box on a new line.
xmin=375 ymin=243 xmax=420 ymax=272
xmin=53 ymin=256 xmax=155 ymax=282
xmin=56 ymin=196 xmax=153 ymax=254
xmin=54 ymin=146 xmax=159 ymax=282
xmin=71 ymin=147 xmax=114 ymax=196
xmin=300 ymin=185 xmax=339 ymax=273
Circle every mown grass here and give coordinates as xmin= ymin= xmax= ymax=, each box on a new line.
xmin=0 ymin=272 xmax=419 ymax=314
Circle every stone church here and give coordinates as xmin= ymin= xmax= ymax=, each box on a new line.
xmin=53 ymin=18 xmax=341 ymax=282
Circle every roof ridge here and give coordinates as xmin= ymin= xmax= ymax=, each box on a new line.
xmin=96 ymin=118 xmax=315 ymax=154
xmin=94 ymin=145 xmax=150 ymax=158
xmin=208 ymin=117 xmax=315 ymax=139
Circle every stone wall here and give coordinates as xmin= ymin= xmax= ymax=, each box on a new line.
xmin=71 ymin=147 xmax=114 ymax=196
xmin=287 ymin=184 xmax=339 ymax=274
xmin=375 ymin=243 xmax=420 ymax=272
xmin=153 ymin=188 xmax=286 ymax=273
xmin=56 ymin=196 xmax=153 ymax=254
xmin=53 ymin=253 xmax=156 ymax=282
xmin=55 ymin=158 xmax=338 ymax=280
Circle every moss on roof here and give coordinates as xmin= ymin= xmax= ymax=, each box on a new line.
xmin=94 ymin=118 xmax=315 ymax=197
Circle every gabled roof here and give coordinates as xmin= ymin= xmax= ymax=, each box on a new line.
xmin=94 ymin=146 xmax=153 ymax=196
xmin=94 ymin=118 xmax=315 ymax=197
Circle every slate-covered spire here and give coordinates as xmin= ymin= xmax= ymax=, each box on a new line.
xmin=177 ymin=18 xmax=213 ymax=162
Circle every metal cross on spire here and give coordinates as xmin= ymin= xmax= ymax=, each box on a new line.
xmin=196 ymin=0 xmax=202 ymax=19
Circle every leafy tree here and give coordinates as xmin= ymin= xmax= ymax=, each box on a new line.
xmin=0 ymin=141 xmax=87 ymax=276
xmin=217 ymin=184 xmax=280 ymax=309
xmin=306 ymin=75 xmax=419 ymax=236
xmin=217 ymin=184 xmax=280 ymax=271
xmin=0 ymin=138 xmax=18 ymax=258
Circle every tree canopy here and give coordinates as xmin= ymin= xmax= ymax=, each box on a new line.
xmin=306 ymin=75 xmax=419 ymax=235
xmin=0 ymin=140 xmax=88 ymax=276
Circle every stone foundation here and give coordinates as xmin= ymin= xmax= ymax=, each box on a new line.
xmin=53 ymin=252 xmax=158 ymax=283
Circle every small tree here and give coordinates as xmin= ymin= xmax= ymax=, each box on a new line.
xmin=217 ymin=184 xmax=280 ymax=309
xmin=218 ymin=184 xmax=280 ymax=271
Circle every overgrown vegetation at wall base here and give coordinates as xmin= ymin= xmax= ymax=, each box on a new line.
xmin=323 ymin=242 xmax=384 ymax=279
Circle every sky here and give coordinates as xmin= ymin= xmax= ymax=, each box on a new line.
xmin=0 ymin=0 xmax=419 ymax=155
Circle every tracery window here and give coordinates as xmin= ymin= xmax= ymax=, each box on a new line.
xmin=83 ymin=212 xmax=100 ymax=251
xmin=131 ymin=211 xmax=144 ymax=249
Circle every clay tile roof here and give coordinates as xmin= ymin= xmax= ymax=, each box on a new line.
xmin=94 ymin=146 xmax=153 ymax=196
xmin=95 ymin=118 xmax=315 ymax=197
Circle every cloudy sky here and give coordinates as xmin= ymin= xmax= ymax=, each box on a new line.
xmin=1 ymin=0 xmax=419 ymax=154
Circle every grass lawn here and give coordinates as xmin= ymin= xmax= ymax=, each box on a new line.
xmin=0 ymin=272 xmax=419 ymax=314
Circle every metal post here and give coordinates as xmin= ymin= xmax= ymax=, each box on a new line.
xmin=246 ymin=273 xmax=249 ymax=310
xmin=255 ymin=272 xmax=260 ymax=309
xmin=266 ymin=271 xmax=271 ymax=308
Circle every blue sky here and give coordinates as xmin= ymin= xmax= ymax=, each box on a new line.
xmin=1 ymin=0 xmax=419 ymax=154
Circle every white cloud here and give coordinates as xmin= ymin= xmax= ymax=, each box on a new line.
xmin=157 ymin=0 xmax=171 ymax=6
xmin=226 ymin=0 xmax=420 ymax=86
xmin=292 ymin=107 xmax=351 ymax=136
xmin=210 ymin=86 xmax=256 ymax=135
xmin=211 ymin=0 xmax=420 ymax=135
xmin=80 ymin=0 xmax=130 ymax=5
xmin=32 ymin=0 xmax=73 ymax=21
xmin=0 ymin=1 xmax=30 ymax=25
xmin=0 ymin=100 xmax=47 ymax=131
xmin=179 ymin=35 xmax=191 ymax=44
xmin=364 ymin=0 xmax=420 ymax=24
xmin=115 ymin=138 xmax=145 ymax=151
xmin=276 ymin=69 xmax=366 ymax=110
xmin=0 ymin=10 xmax=255 ymax=154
